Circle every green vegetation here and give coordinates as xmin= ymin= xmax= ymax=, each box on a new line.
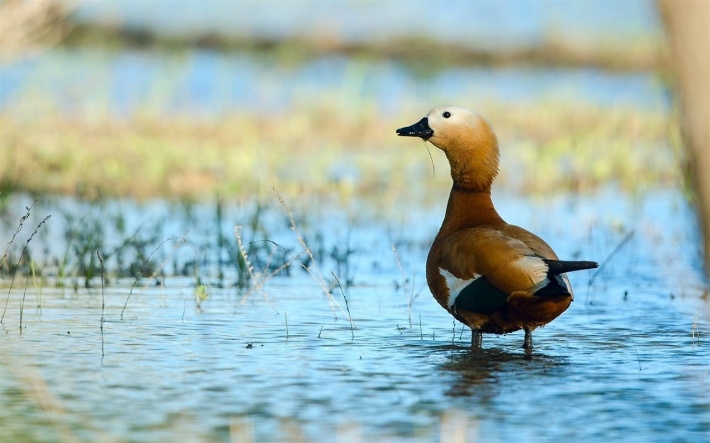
xmin=0 ymin=95 xmax=681 ymax=297
xmin=0 ymin=101 xmax=681 ymax=201
xmin=0 ymin=4 xmax=683 ymax=293
xmin=0 ymin=192 xmax=348 ymax=300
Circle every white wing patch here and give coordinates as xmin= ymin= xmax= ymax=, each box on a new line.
xmin=514 ymin=256 xmax=550 ymax=292
xmin=439 ymin=268 xmax=479 ymax=308
xmin=441 ymin=257 xmax=554 ymax=307
xmin=560 ymin=274 xmax=574 ymax=299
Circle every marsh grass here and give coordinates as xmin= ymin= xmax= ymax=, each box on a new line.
xmin=0 ymin=195 xmax=286 ymax=303
xmin=97 ymin=250 xmax=105 ymax=358
xmin=53 ymin=207 xmax=166 ymax=289
xmin=331 ymin=271 xmax=355 ymax=340
xmin=0 ymin=188 xmax=365 ymax=335
xmin=121 ymin=235 xmax=186 ymax=318
xmin=0 ymin=102 xmax=681 ymax=203
xmin=1 ymin=197 xmax=51 ymax=326
xmin=392 ymin=243 xmax=423 ymax=329
xmin=274 ymin=188 xmax=345 ymax=315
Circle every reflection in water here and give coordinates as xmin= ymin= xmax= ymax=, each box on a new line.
xmin=439 ymin=346 xmax=569 ymax=399
xmin=0 ymin=189 xmax=708 ymax=442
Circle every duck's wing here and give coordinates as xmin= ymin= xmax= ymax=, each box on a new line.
xmin=499 ymin=224 xmax=597 ymax=295
xmin=437 ymin=226 xmax=595 ymax=313
xmin=439 ymin=227 xmax=549 ymax=296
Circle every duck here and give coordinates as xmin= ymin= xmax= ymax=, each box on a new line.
xmin=396 ymin=105 xmax=597 ymax=350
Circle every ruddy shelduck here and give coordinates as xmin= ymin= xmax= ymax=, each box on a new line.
xmin=397 ymin=106 xmax=597 ymax=350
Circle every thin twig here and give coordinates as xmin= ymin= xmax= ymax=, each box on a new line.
xmin=235 ymin=225 xmax=257 ymax=283
xmin=121 ymin=235 xmax=185 ymax=319
xmin=332 ymin=271 xmax=354 ymax=340
xmin=236 ymin=227 xmax=285 ymax=312
xmin=97 ymin=251 xmax=105 ymax=359
xmin=0 ymin=196 xmax=37 ymax=271
xmin=2 ymin=213 xmax=51 ymax=324
xmin=392 ymin=244 xmax=418 ymax=328
xmin=586 ymin=229 xmax=635 ymax=303
xmin=273 ymin=186 xmax=345 ymax=317
xmin=20 ymin=273 xmax=29 ymax=333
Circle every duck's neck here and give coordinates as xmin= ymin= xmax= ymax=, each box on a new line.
xmin=445 ymin=146 xmax=498 ymax=192
xmin=437 ymin=186 xmax=505 ymax=237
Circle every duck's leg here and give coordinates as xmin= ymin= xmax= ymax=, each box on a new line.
xmin=522 ymin=327 xmax=533 ymax=350
xmin=471 ymin=329 xmax=482 ymax=349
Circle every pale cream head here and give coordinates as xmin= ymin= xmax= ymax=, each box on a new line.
xmin=424 ymin=105 xmax=500 ymax=191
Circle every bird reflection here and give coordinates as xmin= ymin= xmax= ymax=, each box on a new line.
xmin=438 ymin=346 xmax=569 ymax=398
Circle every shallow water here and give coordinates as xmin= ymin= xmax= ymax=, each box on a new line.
xmin=0 ymin=189 xmax=708 ymax=442
xmin=0 ymin=47 xmax=667 ymax=118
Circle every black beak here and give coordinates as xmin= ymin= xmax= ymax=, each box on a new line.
xmin=396 ymin=117 xmax=433 ymax=139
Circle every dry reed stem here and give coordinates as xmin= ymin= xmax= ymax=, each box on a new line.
xmin=585 ymin=229 xmax=635 ymax=303
xmin=392 ymin=243 xmax=420 ymax=328
xmin=285 ymin=312 xmax=289 ymax=339
xmin=0 ymin=196 xmax=37 ymax=272
xmin=97 ymin=250 xmax=105 ymax=359
xmin=331 ymin=271 xmax=355 ymax=339
xmin=692 ymin=309 xmax=701 ymax=348
xmin=2 ymin=211 xmax=51 ymax=325
xmin=235 ymin=227 xmax=282 ymax=312
xmin=272 ymin=186 xmax=346 ymax=317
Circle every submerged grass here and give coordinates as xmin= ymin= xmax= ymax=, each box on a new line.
xmin=0 ymin=189 xmax=363 ymax=326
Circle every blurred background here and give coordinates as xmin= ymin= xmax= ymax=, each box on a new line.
xmin=0 ymin=0 xmax=679 ymax=203
xmin=1 ymin=1 xmax=709 ymax=443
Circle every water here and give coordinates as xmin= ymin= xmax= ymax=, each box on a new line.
xmin=0 ymin=48 xmax=668 ymax=118
xmin=0 ymin=2 xmax=702 ymax=439
xmin=0 ymin=189 xmax=708 ymax=442
xmin=1 ymin=1 xmax=668 ymax=118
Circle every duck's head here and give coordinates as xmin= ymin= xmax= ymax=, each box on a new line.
xmin=397 ymin=105 xmax=499 ymax=191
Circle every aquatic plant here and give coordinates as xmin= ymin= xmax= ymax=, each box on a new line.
xmin=274 ymin=188 xmax=345 ymax=312
xmin=392 ymin=243 xmax=423 ymax=329
xmin=1 ymin=197 xmax=51 ymax=326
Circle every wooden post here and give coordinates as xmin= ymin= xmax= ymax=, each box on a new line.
xmin=659 ymin=0 xmax=710 ymax=276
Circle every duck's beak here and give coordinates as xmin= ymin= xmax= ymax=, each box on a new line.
xmin=396 ymin=117 xmax=433 ymax=139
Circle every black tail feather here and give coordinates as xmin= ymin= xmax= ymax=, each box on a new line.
xmin=542 ymin=259 xmax=598 ymax=275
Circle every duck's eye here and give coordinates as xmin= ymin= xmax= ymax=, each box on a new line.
xmin=442 ymin=111 xmax=451 ymax=118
